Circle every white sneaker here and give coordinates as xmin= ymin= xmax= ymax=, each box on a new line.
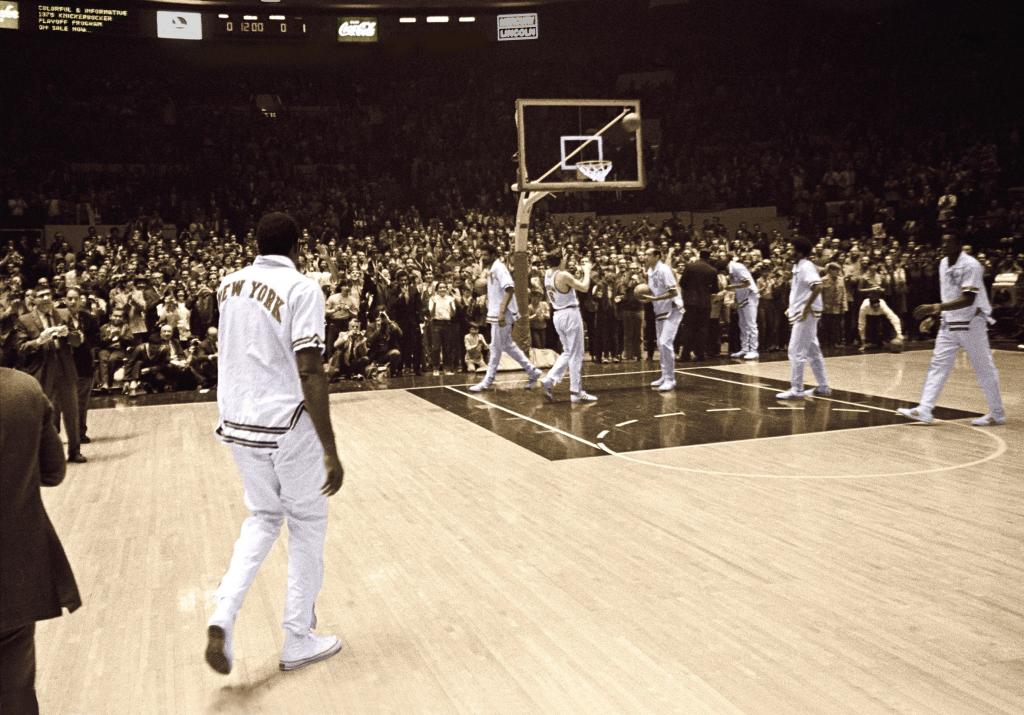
xmin=467 ymin=382 xmax=490 ymax=393
xmin=541 ymin=377 xmax=555 ymax=402
xmin=896 ymin=406 xmax=934 ymax=424
xmin=802 ymin=386 xmax=832 ymax=397
xmin=650 ymin=376 xmax=665 ymax=387
xmin=775 ymin=389 xmax=805 ymax=400
xmin=279 ymin=633 xmax=343 ymax=672
xmin=571 ymin=390 xmax=598 ymax=403
xmin=970 ymin=414 xmax=1005 ymax=427
xmin=657 ymin=380 xmax=676 ymax=392
xmin=730 ymin=350 xmax=746 ymax=358
xmin=743 ymin=352 xmax=759 ymax=360
xmin=525 ymin=368 xmax=543 ymax=389
xmin=205 ymin=623 xmax=234 ymax=675
xmin=432 ymin=370 xmax=440 ymax=376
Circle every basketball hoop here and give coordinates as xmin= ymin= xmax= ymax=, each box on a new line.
xmin=576 ymin=159 xmax=613 ymax=182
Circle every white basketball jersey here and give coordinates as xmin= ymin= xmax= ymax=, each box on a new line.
xmin=216 ymin=254 xmax=325 ymax=449
xmin=545 ymin=269 xmax=579 ymax=310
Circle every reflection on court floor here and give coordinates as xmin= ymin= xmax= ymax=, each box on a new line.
xmin=412 ymin=367 xmax=980 ymax=461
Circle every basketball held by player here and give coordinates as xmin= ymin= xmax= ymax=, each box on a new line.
xmin=539 ymin=250 xmax=597 ymax=403
xmin=637 ymin=247 xmax=683 ymax=391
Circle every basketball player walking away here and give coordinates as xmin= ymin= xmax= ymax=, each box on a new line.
xmin=897 ymin=232 xmax=1005 ymax=425
xmin=639 ymin=247 xmax=684 ymax=391
xmin=206 ymin=213 xmax=345 ymax=675
xmin=726 ymin=256 xmax=759 ymax=360
xmin=539 ymin=250 xmax=597 ymax=403
xmin=468 ymin=244 xmax=543 ymax=392
xmin=776 ymin=237 xmax=832 ymax=399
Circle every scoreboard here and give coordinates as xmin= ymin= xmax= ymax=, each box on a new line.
xmin=213 ymin=13 xmax=309 ymax=39
xmin=1 ymin=3 xmax=538 ymax=44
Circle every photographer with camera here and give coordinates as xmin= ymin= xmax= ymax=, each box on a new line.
xmin=330 ymin=318 xmax=371 ymax=381
xmin=365 ymin=308 xmax=403 ymax=378
xmin=14 ymin=286 xmax=85 ymax=463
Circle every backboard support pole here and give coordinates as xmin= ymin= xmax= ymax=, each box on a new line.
xmin=512 ymin=190 xmax=550 ymax=350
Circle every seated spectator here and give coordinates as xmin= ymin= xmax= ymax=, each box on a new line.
xmin=190 ymin=327 xmax=219 ymax=391
xmin=330 ymin=318 xmax=371 ymax=381
xmin=464 ymin=324 xmax=488 ymax=373
xmin=124 ymin=331 xmax=171 ymax=396
xmin=365 ymin=309 xmax=403 ymax=378
xmin=96 ymin=309 xmax=132 ymax=392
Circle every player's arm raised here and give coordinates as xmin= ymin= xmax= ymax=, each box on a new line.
xmin=296 ymin=348 xmax=344 ymax=496
xmin=560 ymin=257 xmax=592 ymax=293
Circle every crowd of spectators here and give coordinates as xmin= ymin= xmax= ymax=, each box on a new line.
xmin=2 ymin=4 xmax=1023 ymax=414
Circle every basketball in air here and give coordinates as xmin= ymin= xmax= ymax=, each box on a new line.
xmin=474 ymin=277 xmax=488 ymax=295
xmin=622 ymin=112 xmax=641 ymax=132
xmin=633 ymin=283 xmax=652 ymax=298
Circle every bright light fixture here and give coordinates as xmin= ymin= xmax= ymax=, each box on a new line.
xmin=399 ymin=17 xmax=416 ymax=24
xmin=218 ymin=14 xmax=228 ymax=19
xmin=426 ymin=16 xmax=449 ymax=23
xmin=458 ymin=17 xmax=476 ymax=23
xmin=243 ymin=15 xmax=257 ymax=21
xmin=269 ymin=15 xmax=285 ymax=20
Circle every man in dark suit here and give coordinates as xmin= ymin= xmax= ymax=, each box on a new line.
xmin=0 ymin=367 xmax=82 ymax=714
xmin=387 ymin=271 xmax=423 ymax=375
xmin=679 ymin=249 xmax=719 ymax=361
xmin=15 ymin=286 xmax=85 ymax=463
xmin=64 ymin=288 xmax=100 ymax=444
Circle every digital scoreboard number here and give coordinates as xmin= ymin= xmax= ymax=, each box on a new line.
xmin=35 ymin=4 xmax=137 ymax=35
xmin=215 ymin=14 xmax=307 ymax=38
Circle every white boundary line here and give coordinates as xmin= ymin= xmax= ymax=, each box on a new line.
xmin=655 ymin=412 xmax=686 ymax=418
xmin=444 ymin=386 xmax=602 ymax=450
xmin=706 ymin=407 xmax=741 ymax=413
xmin=407 ymin=365 xmax=704 ymax=391
xmin=615 ymin=419 xmax=638 ymax=427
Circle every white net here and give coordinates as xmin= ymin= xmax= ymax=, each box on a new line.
xmin=576 ymin=159 xmax=613 ymax=182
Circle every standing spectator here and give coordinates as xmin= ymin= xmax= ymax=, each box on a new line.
xmin=708 ymin=271 xmax=728 ymax=357
xmin=426 ymin=281 xmax=458 ymax=375
xmin=820 ymin=263 xmax=848 ymax=348
xmin=0 ymin=367 xmax=81 ymax=715
xmin=388 ymin=272 xmax=423 ymax=376
xmin=619 ymin=269 xmax=644 ymax=361
xmin=679 ymin=249 xmax=717 ymax=361
xmin=14 ymin=286 xmax=85 ymax=464
xmin=63 ymin=288 xmax=100 ymax=445
xmin=528 ymin=290 xmax=550 ymax=351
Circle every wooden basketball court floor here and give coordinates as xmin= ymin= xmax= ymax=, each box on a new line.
xmin=36 ymin=349 xmax=1023 ymax=714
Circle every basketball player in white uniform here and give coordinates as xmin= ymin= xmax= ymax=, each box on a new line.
xmin=776 ymin=237 xmax=831 ymax=399
xmin=206 ymin=213 xmax=344 ymax=675
xmin=640 ymin=247 xmax=684 ymax=391
xmin=726 ymin=257 xmax=759 ymax=360
xmin=898 ymin=232 xmax=1005 ymax=425
xmin=539 ymin=250 xmax=597 ymax=403
xmin=469 ymin=244 xmax=543 ymax=392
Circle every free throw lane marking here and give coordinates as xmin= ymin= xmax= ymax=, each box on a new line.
xmin=655 ymin=412 xmax=686 ymax=418
xmin=706 ymin=407 xmax=741 ymax=412
xmin=833 ymin=408 xmax=870 ymax=413
xmin=615 ymin=419 xmax=638 ymax=427
xmin=768 ymin=406 xmax=804 ymax=410
xmin=445 ymin=386 xmax=602 ymax=450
